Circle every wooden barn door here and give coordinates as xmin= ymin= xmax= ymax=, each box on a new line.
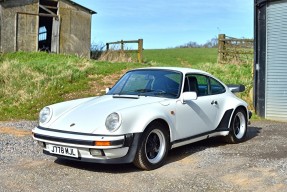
xmin=16 ymin=13 xmax=38 ymax=51
xmin=51 ymin=17 xmax=60 ymax=53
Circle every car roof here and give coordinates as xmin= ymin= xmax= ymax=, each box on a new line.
xmin=133 ymin=67 xmax=211 ymax=76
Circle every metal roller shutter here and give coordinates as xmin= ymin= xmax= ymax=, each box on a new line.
xmin=266 ymin=0 xmax=287 ymax=121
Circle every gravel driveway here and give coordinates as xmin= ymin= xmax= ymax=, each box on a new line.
xmin=0 ymin=120 xmax=286 ymax=192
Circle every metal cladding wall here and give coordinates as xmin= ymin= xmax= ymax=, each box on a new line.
xmin=266 ymin=0 xmax=287 ymax=120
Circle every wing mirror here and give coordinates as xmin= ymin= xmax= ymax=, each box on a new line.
xmin=182 ymin=92 xmax=197 ymax=103
xmin=105 ymin=88 xmax=110 ymax=94
xmin=227 ymin=84 xmax=245 ymax=93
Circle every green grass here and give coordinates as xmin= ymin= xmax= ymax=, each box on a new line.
xmin=143 ymin=48 xmax=253 ymax=109
xmin=0 ymin=52 xmax=142 ymax=120
xmin=144 ymin=48 xmax=218 ymax=66
xmin=0 ymin=49 xmax=253 ymax=120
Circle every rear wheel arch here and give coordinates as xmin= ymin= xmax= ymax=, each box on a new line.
xmin=232 ymin=106 xmax=248 ymax=122
xmin=225 ymin=106 xmax=248 ymax=144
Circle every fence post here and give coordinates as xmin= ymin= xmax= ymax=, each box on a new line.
xmin=106 ymin=43 xmax=109 ymax=51
xmin=218 ymin=34 xmax=226 ymax=63
xmin=137 ymin=39 xmax=143 ymax=63
xmin=121 ymin=40 xmax=124 ymax=51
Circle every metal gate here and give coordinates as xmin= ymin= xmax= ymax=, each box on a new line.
xmin=266 ymin=0 xmax=287 ymax=120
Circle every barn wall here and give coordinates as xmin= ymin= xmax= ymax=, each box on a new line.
xmin=0 ymin=0 xmax=38 ymax=52
xmin=58 ymin=1 xmax=92 ymax=58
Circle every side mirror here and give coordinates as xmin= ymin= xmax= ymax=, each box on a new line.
xmin=227 ymin=84 xmax=245 ymax=93
xmin=105 ymin=88 xmax=110 ymax=94
xmin=182 ymin=92 xmax=197 ymax=103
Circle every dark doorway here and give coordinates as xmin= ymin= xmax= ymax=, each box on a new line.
xmin=38 ymin=0 xmax=58 ymax=52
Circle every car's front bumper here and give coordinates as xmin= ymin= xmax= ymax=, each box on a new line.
xmin=32 ymin=126 xmax=141 ymax=164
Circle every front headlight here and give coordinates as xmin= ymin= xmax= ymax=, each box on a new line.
xmin=39 ymin=107 xmax=53 ymax=124
xmin=105 ymin=112 xmax=121 ymax=132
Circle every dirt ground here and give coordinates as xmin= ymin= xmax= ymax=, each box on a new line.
xmin=0 ymin=120 xmax=286 ymax=192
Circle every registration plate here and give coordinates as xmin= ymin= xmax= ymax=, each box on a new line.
xmin=48 ymin=144 xmax=79 ymax=158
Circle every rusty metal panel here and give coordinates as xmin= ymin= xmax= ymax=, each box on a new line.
xmin=58 ymin=1 xmax=92 ymax=58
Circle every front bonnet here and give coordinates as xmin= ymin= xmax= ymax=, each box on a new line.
xmin=44 ymin=95 xmax=166 ymax=134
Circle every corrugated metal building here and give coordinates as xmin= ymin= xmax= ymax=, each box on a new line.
xmin=254 ymin=0 xmax=287 ymax=121
xmin=0 ymin=0 xmax=96 ymax=58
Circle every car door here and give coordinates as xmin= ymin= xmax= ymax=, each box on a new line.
xmin=175 ymin=74 xmax=225 ymax=140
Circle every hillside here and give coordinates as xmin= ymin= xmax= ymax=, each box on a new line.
xmin=0 ymin=49 xmax=253 ymax=120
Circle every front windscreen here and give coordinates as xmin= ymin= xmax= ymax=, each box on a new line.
xmin=107 ymin=69 xmax=182 ymax=98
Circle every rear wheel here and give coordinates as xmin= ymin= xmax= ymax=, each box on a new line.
xmin=225 ymin=109 xmax=247 ymax=144
xmin=133 ymin=122 xmax=169 ymax=170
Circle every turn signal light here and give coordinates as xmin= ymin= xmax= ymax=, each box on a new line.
xmin=94 ymin=141 xmax=111 ymax=146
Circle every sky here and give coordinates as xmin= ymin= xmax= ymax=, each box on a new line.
xmin=73 ymin=0 xmax=254 ymax=49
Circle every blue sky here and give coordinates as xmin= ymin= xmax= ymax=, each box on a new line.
xmin=73 ymin=0 xmax=254 ymax=49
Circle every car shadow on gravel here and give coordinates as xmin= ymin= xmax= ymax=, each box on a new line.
xmin=54 ymin=126 xmax=262 ymax=173
xmin=54 ymin=158 xmax=139 ymax=173
xmin=166 ymin=126 xmax=262 ymax=165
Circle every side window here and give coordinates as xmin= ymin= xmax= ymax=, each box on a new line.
xmin=184 ymin=75 xmax=208 ymax=96
xmin=210 ymin=78 xmax=226 ymax=95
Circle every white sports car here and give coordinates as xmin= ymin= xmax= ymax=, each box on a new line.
xmin=32 ymin=67 xmax=251 ymax=170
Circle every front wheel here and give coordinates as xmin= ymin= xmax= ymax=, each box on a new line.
xmin=133 ymin=122 xmax=169 ymax=170
xmin=225 ymin=109 xmax=247 ymax=144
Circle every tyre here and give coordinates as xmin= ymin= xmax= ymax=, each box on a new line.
xmin=133 ymin=122 xmax=169 ymax=170
xmin=224 ymin=108 xmax=247 ymax=144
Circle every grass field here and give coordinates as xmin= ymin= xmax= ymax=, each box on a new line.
xmin=0 ymin=49 xmax=253 ymax=120
xmin=144 ymin=48 xmax=218 ymax=66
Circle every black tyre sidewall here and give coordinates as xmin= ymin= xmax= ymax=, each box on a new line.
xmin=134 ymin=122 xmax=169 ymax=170
xmin=230 ymin=109 xmax=247 ymax=143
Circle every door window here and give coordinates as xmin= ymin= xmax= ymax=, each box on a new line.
xmin=210 ymin=78 xmax=226 ymax=95
xmin=184 ymin=75 xmax=209 ymax=96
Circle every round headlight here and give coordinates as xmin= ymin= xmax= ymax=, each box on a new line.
xmin=105 ymin=112 xmax=121 ymax=132
xmin=39 ymin=107 xmax=52 ymax=124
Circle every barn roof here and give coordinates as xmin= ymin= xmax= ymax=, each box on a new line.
xmin=0 ymin=0 xmax=97 ymax=14
xmin=64 ymin=0 xmax=97 ymax=14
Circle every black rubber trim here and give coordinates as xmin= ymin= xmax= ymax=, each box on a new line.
xmin=34 ymin=133 xmax=124 ymax=146
xmin=43 ymin=133 xmax=142 ymax=164
xmin=171 ymin=129 xmax=228 ymax=146
xmin=216 ymin=109 xmax=234 ymax=130
xmin=248 ymin=111 xmax=252 ymax=119
xmin=36 ymin=126 xmax=124 ymax=137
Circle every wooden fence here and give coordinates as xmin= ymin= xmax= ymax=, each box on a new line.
xmin=218 ymin=34 xmax=253 ymax=64
xmin=106 ymin=39 xmax=143 ymax=63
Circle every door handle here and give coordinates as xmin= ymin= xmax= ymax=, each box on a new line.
xmin=211 ymin=100 xmax=218 ymax=105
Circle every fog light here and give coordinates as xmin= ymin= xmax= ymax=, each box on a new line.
xmin=90 ymin=149 xmax=104 ymax=156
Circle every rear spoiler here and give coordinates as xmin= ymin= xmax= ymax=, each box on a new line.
xmin=227 ymin=84 xmax=245 ymax=93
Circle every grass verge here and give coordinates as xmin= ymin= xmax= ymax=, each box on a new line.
xmin=0 ymin=49 xmax=253 ymax=120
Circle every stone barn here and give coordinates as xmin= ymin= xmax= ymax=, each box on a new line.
xmin=0 ymin=0 xmax=96 ymax=58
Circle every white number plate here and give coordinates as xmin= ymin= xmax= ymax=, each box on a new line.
xmin=48 ymin=144 xmax=79 ymax=158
